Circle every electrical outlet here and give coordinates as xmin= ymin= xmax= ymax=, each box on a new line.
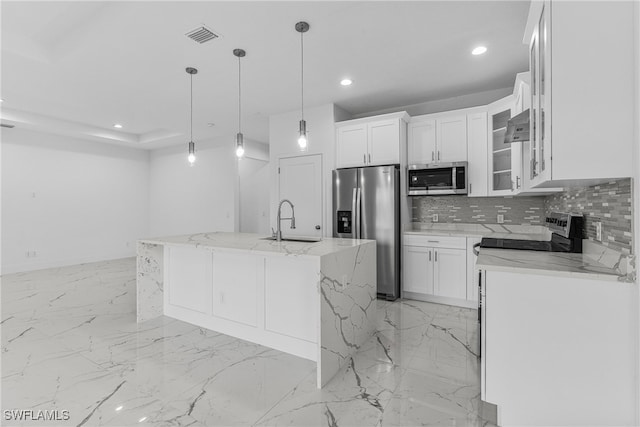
xmin=595 ymin=221 xmax=602 ymax=242
xmin=432 ymin=214 xmax=438 ymax=223
xmin=497 ymin=214 xmax=504 ymax=224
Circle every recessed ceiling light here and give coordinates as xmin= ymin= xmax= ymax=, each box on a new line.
xmin=340 ymin=78 xmax=353 ymax=86
xmin=113 ymin=123 xmax=123 ymax=129
xmin=472 ymin=46 xmax=487 ymax=56
xmin=0 ymin=99 xmax=4 ymax=102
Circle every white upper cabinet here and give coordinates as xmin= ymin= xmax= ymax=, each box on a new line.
xmin=336 ymin=123 xmax=368 ymax=168
xmin=336 ymin=112 xmax=408 ymax=169
xmin=407 ymin=119 xmax=436 ymax=164
xmin=526 ymin=0 xmax=634 ymax=187
xmin=466 ymin=112 xmax=488 ymax=197
xmin=408 ymin=113 xmax=467 ymax=164
xmin=487 ymin=95 xmax=517 ymax=196
xmin=437 ymin=116 xmax=468 ymax=162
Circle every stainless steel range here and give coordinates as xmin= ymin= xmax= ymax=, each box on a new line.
xmin=478 ymin=212 xmax=584 ymax=253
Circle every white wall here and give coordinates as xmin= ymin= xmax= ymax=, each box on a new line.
xmin=1 ymin=128 xmax=149 ymax=273
xmin=148 ymin=140 xmax=237 ymax=237
xmin=633 ymin=1 xmax=640 ymax=423
xmin=269 ymin=104 xmax=344 ymax=237
xmin=239 ymin=157 xmax=269 ymax=234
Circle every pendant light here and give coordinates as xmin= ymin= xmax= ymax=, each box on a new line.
xmin=186 ymin=67 xmax=198 ymax=166
xmin=233 ymin=49 xmax=246 ymax=158
xmin=295 ymin=21 xmax=310 ymax=151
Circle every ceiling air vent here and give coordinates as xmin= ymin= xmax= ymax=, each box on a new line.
xmin=0 ymin=123 xmax=15 ymax=128
xmin=185 ymin=26 xmax=219 ymax=44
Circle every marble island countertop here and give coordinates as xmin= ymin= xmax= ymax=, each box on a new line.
xmin=139 ymin=232 xmax=374 ymax=258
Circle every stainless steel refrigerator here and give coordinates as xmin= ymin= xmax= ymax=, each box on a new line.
xmin=332 ymin=165 xmax=400 ymax=300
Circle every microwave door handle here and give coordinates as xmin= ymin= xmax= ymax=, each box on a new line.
xmin=452 ymin=167 xmax=457 ymax=190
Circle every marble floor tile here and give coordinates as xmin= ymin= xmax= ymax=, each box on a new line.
xmin=1 ymin=258 xmax=486 ymax=426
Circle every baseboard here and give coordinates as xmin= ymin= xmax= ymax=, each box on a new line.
xmin=403 ymin=291 xmax=478 ymax=309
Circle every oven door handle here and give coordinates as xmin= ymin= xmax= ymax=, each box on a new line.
xmin=473 ymin=242 xmax=481 ymax=256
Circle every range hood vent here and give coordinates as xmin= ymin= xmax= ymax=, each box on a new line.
xmin=185 ymin=26 xmax=219 ymax=44
xmin=0 ymin=123 xmax=15 ymax=128
xmin=504 ymin=109 xmax=529 ymax=143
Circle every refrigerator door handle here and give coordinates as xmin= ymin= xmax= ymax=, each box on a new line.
xmin=355 ymin=187 xmax=362 ymax=239
xmin=351 ymin=188 xmax=358 ymax=239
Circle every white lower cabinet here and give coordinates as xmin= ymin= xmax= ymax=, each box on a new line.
xmin=212 ymin=252 xmax=259 ymax=327
xmin=403 ymin=234 xmax=470 ymax=307
xmin=167 ymin=246 xmax=212 ymax=315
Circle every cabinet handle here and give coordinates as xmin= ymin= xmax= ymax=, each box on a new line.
xmin=438 ymin=151 xmax=441 ymax=161
xmin=368 ymin=153 xmax=371 ymax=164
xmin=516 ymin=176 xmax=521 ymax=189
xmin=363 ymin=154 xmax=366 ymax=165
xmin=435 ymin=250 xmax=438 ymax=262
xmin=432 ymin=151 xmax=435 ymax=162
xmin=429 ymin=251 xmax=431 ymax=261
xmin=427 ymin=240 xmax=439 ymax=243
xmin=469 ymin=183 xmax=472 ymax=194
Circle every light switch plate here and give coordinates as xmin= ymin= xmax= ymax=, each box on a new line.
xmin=432 ymin=214 xmax=438 ymax=223
xmin=497 ymin=214 xmax=504 ymax=224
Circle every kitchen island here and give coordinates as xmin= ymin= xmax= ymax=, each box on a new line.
xmin=136 ymin=232 xmax=377 ymax=388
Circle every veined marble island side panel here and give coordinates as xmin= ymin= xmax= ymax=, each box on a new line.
xmin=318 ymin=242 xmax=377 ymax=387
xmin=136 ymin=242 xmax=164 ymax=322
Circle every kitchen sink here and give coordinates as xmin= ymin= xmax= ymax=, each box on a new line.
xmin=261 ymin=236 xmax=322 ymax=243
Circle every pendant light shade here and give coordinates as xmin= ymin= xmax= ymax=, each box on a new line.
xmin=295 ymin=21 xmax=309 ymax=151
xmin=186 ymin=67 xmax=198 ymax=166
xmin=233 ymin=48 xmax=246 ymax=158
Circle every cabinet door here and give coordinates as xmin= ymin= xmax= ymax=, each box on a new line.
xmin=402 ymin=246 xmax=434 ymax=294
xmin=212 ymin=252 xmax=259 ymax=327
xmin=368 ymin=119 xmax=400 ymax=165
xmin=433 ymin=248 xmax=467 ymax=300
xmin=488 ymin=96 xmax=515 ymax=196
xmin=511 ymin=141 xmax=523 ymax=194
xmin=437 ymin=115 xmax=468 ymax=162
xmin=336 ymin=123 xmax=368 ymax=168
xmin=167 ymin=247 xmax=212 ymax=314
xmin=466 ymin=112 xmax=488 ymax=197
xmin=408 ymin=119 xmax=437 ymax=164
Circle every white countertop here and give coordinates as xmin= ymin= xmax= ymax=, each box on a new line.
xmin=476 ymin=247 xmax=628 ymax=282
xmin=139 ymin=232 xmax=375 ymax=258
xmin=404 ymin=223 xmax=551 ymax=240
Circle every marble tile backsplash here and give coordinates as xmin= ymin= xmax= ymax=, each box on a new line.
xmin=411 ymin=196 xmax=545 ymax=225
xmin=544 ymin=179 xmax=632 ymax=254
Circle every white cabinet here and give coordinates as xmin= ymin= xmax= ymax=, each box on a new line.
xmin=487 ymin=96 xmax=518 ymax=196
xmin=408 ymin=114 xmax=467 ymax=164
xmin=402 ymin=234 xmax=470 ymax=307
xmin=336 ymin=112 xmax=408 ymax=168
xmin=335 ymin=123 xmax=368 ymax=168
xmin=466 ymin=112 xmax=488 ymax=197
xmin=167 ymin=246 xmax=212 ymax=315
xmin=480 ymin=269 xmax=635 ymax=426
xmin=526 ymin=0 xmax=634 ymax=187
xmin=212 ymin=252 xmax=259 ymax=327
xmin=433 ymin=248 xmax=467 ymax=300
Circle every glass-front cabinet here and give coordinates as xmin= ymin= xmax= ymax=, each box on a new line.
xmin=487 ymin=96 xmax=516 ymax=196
xmin=529 ymin=1 xmax=551 ymax=186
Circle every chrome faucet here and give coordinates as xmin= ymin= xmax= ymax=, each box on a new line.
xmin=275 ymin=199 xmax=296 ymax=241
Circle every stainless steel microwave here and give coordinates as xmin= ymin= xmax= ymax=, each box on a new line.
xmin=407 ymin=162 xmax=468 ymax=196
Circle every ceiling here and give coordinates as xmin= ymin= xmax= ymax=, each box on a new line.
xmin=0 ymin=1 xmax=530 ymax=149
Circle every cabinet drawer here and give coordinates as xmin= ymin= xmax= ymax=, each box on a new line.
xmin=403 ymin=234 xmax=466 ymax=249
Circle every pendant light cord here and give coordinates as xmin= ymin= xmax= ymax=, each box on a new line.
xmin=190 ymin=73 xmax=193 ymax=142
xmin=300 ymin=30 xmax=304 ymax=121
xmin=238 ymin=56 xmax=242 ymax=134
